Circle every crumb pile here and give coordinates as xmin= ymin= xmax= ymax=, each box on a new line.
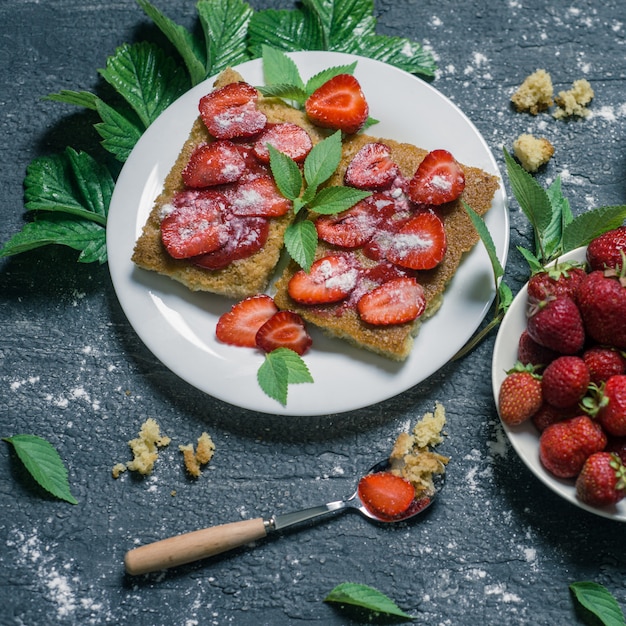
xmin=179 ymin=432 xmax=215 ymax=477
xmin=112 ymin=418 xmax=171 ymax=478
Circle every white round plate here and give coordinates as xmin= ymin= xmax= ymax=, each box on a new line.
xmin=108 ymin=51 xmax=508 ymax=416
xmin=492 ymin=247 xmax=626 ymax=521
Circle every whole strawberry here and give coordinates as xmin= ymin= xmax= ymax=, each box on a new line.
xmin=517 ymin=330 xmax=557 ymax=367
xmin=595 ymin=375 xmax=626 ymax=437
xmin=541 ymin=356 xmax=590 ymax=408
xmin=586 ymin=226 xmax=626 ymax=271
xmin=498 ymin=364 xmax=543 ymax=426
xmin=526 ymin=296 xmax=585 ymax=355
xmin=575 ymin=452 xmax=626 ymax=507
xmin=539 ymin=415 xmax=607 ymax=478
xmin=531 ymin=402 xmax=577 ymax=433
xmin=577 ymin=267 xmax=626 ymax=349
xmin=582 ymin=346 xmax=626 ymax=385
xmin=527 ymin=264 xmax=587 ymax=302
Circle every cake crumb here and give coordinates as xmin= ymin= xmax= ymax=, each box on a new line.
xmin=511 ymin=69 xmax=554 ymax=115
xmin=179 ymin=432 xmax=216 ymax=477
xmin=389 ymin=402 xmax=449 ymax=500
xmin=553 ymin=79 xmax=594 ymax=119
xmin=112 ymin=418 xmax=171 ymax=477
xmin=512 ymin=133 xmax=555 ymax=172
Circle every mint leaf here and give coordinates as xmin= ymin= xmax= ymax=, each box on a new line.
xmin=284 ymin=220 xmax=318 ymax=271
xmin=305 ymin=63 xmax=358 ymax=93
xmin=257 ymin=348 xmax=313 ymax=405
xmin=3 ymin=435 xmax=77 ymax=504
xmin=541 ymin=176 xmax=570 ymax=260
xmin=262 ymin=45 xmax=305 ymax=90
xmin=462 ymin=201 xmax=504 ymax=281
xmin=308 ymin=186 xmax=371 ymax=215
xmin=268 ymin=145 xmax=303 ymax=201
xmin=516 ymin=245 xmax=544 ymax=274
xmin=99 ymin=42 xmax=189 ymax=129
xmin=304 ymin=130 xmax=343 ymax=191
xmin=570 ymin=582 xmax=626 ymax=626
xmin=562 ymin=205 xmax=626 ymax=252
xmin=324 ymin=582 xmax=414 ymax=619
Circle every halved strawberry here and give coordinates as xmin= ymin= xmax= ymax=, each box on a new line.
xmin=386 ymin=211 xmax=447 ymax=270
xmin=357 ymin=277 xmax=425 ymax=325
xmin=216 ymin=294 xmax=278 ymax=348
xmin=199 ymin=81 xmax=267 ymax=139
xmin=304 ymin=74 xmax=369 ymax=135
xmin=192 ymin=216 xmax=269 ymax=270
xmin=408 ymin=149 xmax=465 ymax=206
xmin=315 ymin=193 xmax=394 ymax=248
xmin=255 ymin=310 xmax=312 ymax=356
xmin=357 ymin=471 xmax=415 ymax=519
xmin=182 ymin=140 xmax=246 ymax=188
xmin=160 ymin=190 xmax=229 ymax=259
xmin=344 ymin=142 xmax=399 ymax=190
xmin=288 ymin=255 xmax=359 ymax=304
xmin=253 ymin=123 xmax=313 ymax=164
xmin=230 ymin=176 xmax=292 ymax=217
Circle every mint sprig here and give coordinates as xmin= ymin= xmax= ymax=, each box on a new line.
xmin=257 ymin=348 xmax=314 ymax=405
xmin=570 ymin=582 xmax=626 ymax=626
xmin=3 ymin=435 xmax=77 ymax=505
xmin=324 ymin=582 xmax=414 ymax=620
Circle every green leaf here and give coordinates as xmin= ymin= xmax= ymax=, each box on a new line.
xmin=268 ymin=145 xmax=303 ymax=201
xmin=462 ymin=201 xmax=504 ymax=281
xmin=284 ymin=220 xmax=318 ymax=271
xmin=304 ymin=130 xmax=343 ymax=191
xmin=541 ymin=176 xmax=569 ymax=261
xmin=257 ymin=348 xmax=313 ymax=405
xmin=44 ymin=90 xmax=99 ymax=110
xmin=99 ymin=42 xmax=189 ymax=129
xmin=308 ymin=186 xmax=371 ymax=215
xmin=198 ymin=0 xmax=253 ymax=76
xmin=3 ymin=435 xmax=78 ymax=504
xmin=570 ymin=582 xmax=626 ymax=626
xmin=256 ymin=83 xmax=309 ymax=105
xmin=262 ymin=45 xmax=305 ymax=90
xmin=94 ymin=99 xmax=144 ymax=162
xmin=516 ymin=245 xmax=544 ymax=274
xmin=562 ymin=206 xmax=626 ymax=253
xmin=137 ymin=0 xmax=207 ymax=86
xmin=304 ymin=62 xmax=357 ymax=94
xmin=325 ymin=582 xmax=414 ymax=619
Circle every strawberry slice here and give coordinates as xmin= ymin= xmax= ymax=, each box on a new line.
xmin=255 ymin=310 xmax=313 ymax=355
xmin=193 ymin=216 xmax=269 ymax=270
xmin=160 ymin=190 xmax=229 ymax=259
xmin=357 ymin=471 xmax=415 ymax=519
xmin=253 ymin=123 xmax=313 ymax=164
xmin=230 ymin=176 xmax=292 ymax=217
xmin=304 ymin=74 xmax=369 ymax=135
xmin=386 ymin=211 xmax=447 ymax=270
xmin=357 ymin=277 xmax=425 ymax=325
xmin=315 ymin=193 xmax=394 ymax=248
xmin=182 ymin=140 xmax=246 ymax=188
xmin=199 ymin=82 xmax=267 ymax=139
xmin=344 ymin=142 xmax=399 ymax=190
xmin=288 ymin=255 xmax=359 ymax=305
xmin=216 ymin=294 xmax=278 ymax=348
xmin=408 ymin=149 xmax=465 ymax=206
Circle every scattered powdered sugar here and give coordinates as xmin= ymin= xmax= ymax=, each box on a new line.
xmin=430 ymin=174 xmax=453 ymax=191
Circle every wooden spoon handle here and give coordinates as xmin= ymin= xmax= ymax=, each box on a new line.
xmin=124 ymin=517 xmax=268 ymax=575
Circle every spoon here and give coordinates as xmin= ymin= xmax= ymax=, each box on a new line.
xmin=124 ymin=459 xmax=444 ymax=576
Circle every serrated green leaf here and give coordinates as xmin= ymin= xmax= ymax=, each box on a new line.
xmin=198 ymin=0 xmax=253 ymax=76
xmin=268 ymin=145 xmax=303 ymax=201
xmin=304 ymin=62 xmax=357 ymax=94
xmin=308 ymin=186 xmax=370 ymax=215
xmin=262 ymin=45 xmax=305 ymax=90
xmin=498 ymin=281 xmax=514 ymax=312
xmin=257 ymin=348 xmax=313 ymax=405
xmin=3 ymin=435 xmax=77 ymax=504
xmin=284 ymin=220 xmax=318 ymax=271
xmin=516 ymin=245 xmax=544 ymax=274
xmin=137 ymin=0 xmax=207 ymax=86
xmin=304 ymin=130 xmax=342 ymax=191
xmin=98 ymin=42 xmax=189 ymax=129
xmin=256 ymin=83 xmax=309 ymax=106
xmin=44 ymin=90 xmax=99 ymax=110
xmin=562 ymin=206 xmax=626 ymax=253
xmin=325 ymin=582 xmax=414 ymax=619
xmin=462 ymin=201 xmax=503 ymax=281
xmin=570 ymin=582 xmax=626 ymax=626
xmin=94 ymin=99 xmax=144 ymax=162
xmin=541 ymin=175 xmax=569 ymax=261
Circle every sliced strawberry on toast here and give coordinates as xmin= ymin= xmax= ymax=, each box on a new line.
xmin=304 ymin=74 xmax=369 ymax=135
xmin=255 ymin=310 xmax=312 ymax=355
xmin=357 ymin=471 xmax=415 ymax=519
xmin=230 ymin=176 xmax=292 ymax=217
xmin=160 ymin=190 xmax=229 ymax=259
xmin=357 ymin=277 xmax=426 ymax=325
xmin=408 ymin=149 xmax=465 ymax=206
xmin=386 ymin=211 xmax=447 ymax=270
xmin=216 ymin=294 xmax=278 ymax=347
xmin=253 ymin=122 xmax=313 ymax=164
xmin=344 ymin=142 xmax=399 ymax=189
xmin=288 ymin=255 xmax=360 ymax=305
xmin=182 ymin=140 xmax=246 ymax=188
xmin=199 ymin=81 xmax=267 ymax=139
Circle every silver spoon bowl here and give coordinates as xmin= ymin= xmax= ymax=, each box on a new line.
xmin=124 ymin=459 xmax=445 ymax=576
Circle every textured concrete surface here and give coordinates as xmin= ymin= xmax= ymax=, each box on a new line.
xmin=1 ymin=0 xmax=626 ymax=624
